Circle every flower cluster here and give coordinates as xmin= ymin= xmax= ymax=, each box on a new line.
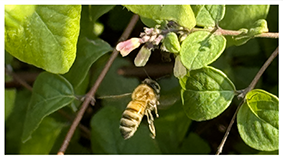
xmin=116 ymin=21 xmax=188 ymax=69
xmin=116 ymin=27 xmax=165 ymax=66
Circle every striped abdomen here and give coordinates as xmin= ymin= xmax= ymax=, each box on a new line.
xmin=119 ymin=81 xmax=159 ymax=140
xmin=119 ymin=100 xmax=146 ymax=140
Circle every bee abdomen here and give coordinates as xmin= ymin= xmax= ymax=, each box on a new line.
xmin=120 ymin=101 xmax=145 ymax=140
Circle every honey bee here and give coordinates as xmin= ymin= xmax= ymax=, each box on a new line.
xmin=119 ymin=78 xmax=160 ymax=140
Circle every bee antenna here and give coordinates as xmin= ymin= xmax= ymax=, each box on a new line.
xmin=156 ymin=74 xmax=171 ymax=81
xmin=143 ymin=68 xmax=152 ymax=80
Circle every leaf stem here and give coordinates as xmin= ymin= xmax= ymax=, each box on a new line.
xmin=247 ymin=47 xmax=279 ymax=92
xmin=215 ymin=100 xmax=243 ymax=155
xmin=216 ymin=46 xmax=278 ymax=155
xmin=57 ymin=14 xmax=140 ymax=155
xmin=191 ymin=27 xmax=279 ymax=38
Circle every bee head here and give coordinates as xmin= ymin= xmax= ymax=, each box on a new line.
xmin=142 ymin=78 xmax=160 ymax=95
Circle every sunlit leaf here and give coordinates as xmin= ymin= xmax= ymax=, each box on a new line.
xmin=180 ymin=66 xmax=235 ymax=121
xmin=233 ymin=19 xmax=269 ymax=46
xmin=163 ymin=32 xmax=180 ymax=54
xmin=180 ymin=31 xmax=226 ymax=70
xmin=5 ymin=5 xmax=81 ymax=74
xmin=192 ymin=5 xmax=225 ymax=27
xmin=124 ymin=5 xmax=196 ymax=29
xmin=237 ymin=89 xmax=278 ymax=151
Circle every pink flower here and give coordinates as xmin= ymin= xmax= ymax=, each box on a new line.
xmin=116 ymin=38 xmax=142 ymax=57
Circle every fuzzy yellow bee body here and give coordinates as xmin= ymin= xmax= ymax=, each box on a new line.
xmin=119 ymin=78 xmax=160 ymax=140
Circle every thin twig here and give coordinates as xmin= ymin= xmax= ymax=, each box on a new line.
xmin=216 ymin=47 xmax=279 ymax=155
xmin=57 ymin=14 xmax=140 ymax=155
xmin=5 ymin=67 xmax=33 ymax=91
xmin=57 ymin=110 xmax=91 ymax=140
xmin=215 ymin=100 xmax=243 ymax=155
xmin=247 ymin=47 xmax=279 ymax=91
xmin=191 ymin=27 xmax=279 ymax=39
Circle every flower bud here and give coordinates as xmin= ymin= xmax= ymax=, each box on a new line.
xmin=116 ymin=38 xmax=142 ymax=57
xmin=152 ymin=34 xmax=164 ymax=45
xmin=144 ymin=27 xmax=154 ymax=35
xmin=134 ymin=45 xmax=152 ymax=67
xmin=163 ymin=32 xmax=180 ymax=54
xmin=174 ymin=55 xmax=187 ymax=78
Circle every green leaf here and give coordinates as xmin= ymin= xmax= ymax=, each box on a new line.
xmin=219 ymin=5 xmax=270 ymax=47
xmin=233 ymin=19 xmax=269 ymax=46
xmin=80 ymin=5 xmax=114 ymax=36
xmin=6 ymin=90 xmax=31 ymax=154
xmin=219 ymin=5 xmax=269 ymax=30
xmin=192 ymin=5 xmax=225 ymax=27
xmin=88 ymin=5 xmax=114 ymax=22
xmin=180 ymin=31 xmax=226 ymax=70
xmin=20 ymin=117 xmax=65 ymax=154
xmin=5 ymin=89 xmax=16 ymax=120
xmin=246 ymin=89 xmax=278 ymax=129
xmin=249 ymin=19 xmax=269 ymax=35
xmin=91 ymin=105 xmax=161 ymax=154
xmin=180 ymin=66 xmax=235 ymax=121
xmin=180 ymin=133 xmax=211 ymax=154
xmin=124 ymin=5 xmax=196 ymax=29
xmin=22 ymin=72 xmax=76 ymax=142
xmin=140 ymin=16 xmax=164 ymax=27
xmin=5 ymin=5 xmax=81 ymax=74
xmin=163 ymin=32 xmax=180 ymax=54
xmin=237 ymin=89 xmax=279 ymax=151
xmin=64 ymin=37 xmax=112 ymax=90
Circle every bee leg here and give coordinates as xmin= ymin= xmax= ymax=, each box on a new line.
xmin=154 ymin=104 xmax=159 ymax=118
xmin=149 ymin=123 xmax=156 ymax=139
xmin=145 ymin=109 xmax=156 ymax=139
xmin=148 ymin=109 xmax=155 ymax=123
xmin=149 ymin=101 xmax=159 ymax=118
xmin=145 ymin=109 xmax=153 ymax=124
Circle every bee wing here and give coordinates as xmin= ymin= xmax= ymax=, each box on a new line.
xmin=158 ymin=92 xmax=181 ymax=110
